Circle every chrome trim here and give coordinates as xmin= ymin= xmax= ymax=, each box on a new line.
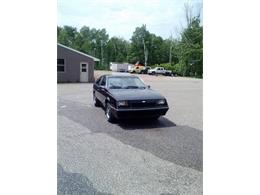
xmin=110 ymin=106 xmax=169 ymax=112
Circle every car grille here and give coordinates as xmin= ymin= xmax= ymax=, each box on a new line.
xmin=129 ymin=100 xmax=158 ymax=108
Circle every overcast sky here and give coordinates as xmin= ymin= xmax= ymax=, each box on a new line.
xmin=58 ymin=0 xmax=202 ymax=40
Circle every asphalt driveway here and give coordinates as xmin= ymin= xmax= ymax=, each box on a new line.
xmin=58 ymin=71 xmax=203 ymax=195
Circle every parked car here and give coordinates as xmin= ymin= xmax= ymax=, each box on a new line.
xmin=140 ymin=66 xmax=151 ymax=74
xmin=129 ymin=65 xmax=143 ymax=73
xmin=129 ymin=66 xmax=151 ymax=74
xmin=148 ymin=67 xmax=172 ymax=76
xmin=93 ymin=74 xmax=169 ymax=122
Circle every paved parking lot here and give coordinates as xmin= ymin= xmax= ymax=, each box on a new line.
xmin=58 ymin=71 xmax=203 ymax=195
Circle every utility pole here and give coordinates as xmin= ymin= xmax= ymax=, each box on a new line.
xmin=100 ymin=40 xmax=103 ymax=66
xmin=145 ymin=49 xmax=148 ymax=67
xmin=113 ymin=43 xmax=116 ymax=62
xmin=169 ymin=32 xmax=173 ymax=65
xmin=143 ymin=38 xmax=148 ymax=67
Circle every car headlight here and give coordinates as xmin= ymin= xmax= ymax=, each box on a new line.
xmin=157 ymin=99 xmax=165 ymax=105
xmin=117 ymin=100 xmax=128 ymax=107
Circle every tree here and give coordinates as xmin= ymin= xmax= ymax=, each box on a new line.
xmin=129 ymin=24 xmax=151 ymax=65
xmin=58 ymin=26 xmax=78 ymax=47
xmin=149 ymin=33 xmax=166 ymax=65
xmin=57 ymin=20 xmax=203 ymax=76
xmin=165 ymin=2 xmax=203 ymax=77
xmin=184 ymin=2 xmax=194 ymax=27
xmin=107 ymin=37 xmax=129 ymax=63
xmin=57 ymin=26 xmax=61 ymax=37
xmin=179 ymin=16 xmax=203 ymax=77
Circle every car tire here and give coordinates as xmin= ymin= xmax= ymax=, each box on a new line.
xmin=105 ymin=103 xmax=115 ymax=122
xmin=93 ymin=94 xmax=101 ymax=107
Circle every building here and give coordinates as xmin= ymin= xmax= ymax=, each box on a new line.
xmin=57 ymin=43 xmax=100 ymax=82
xmin=110 ymin=62 xmax=134 ymax=72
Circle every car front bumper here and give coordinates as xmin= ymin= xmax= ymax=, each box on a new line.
xmin=110 ymin=106 xmax=169 ymax=119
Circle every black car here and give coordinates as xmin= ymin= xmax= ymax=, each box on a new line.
xmin=93 ymin=74 xmax=169 ymax=122
xmin=140 ymin=66 xmax=151 ymax=74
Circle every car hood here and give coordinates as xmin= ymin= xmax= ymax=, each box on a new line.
xmin=108 ymin=88 xmax=165 ymax=101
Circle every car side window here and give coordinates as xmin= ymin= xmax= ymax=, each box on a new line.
xmin=95 ymin=77 xmax=102 ymax=86
xmin=100 ymin=76 xmax=106 ymax=86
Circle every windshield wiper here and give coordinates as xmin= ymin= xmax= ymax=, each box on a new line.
xmin=125 ymin=86 xmax=139 ymax=89
xmin=109 ymin=85 xmax=122 ymax=89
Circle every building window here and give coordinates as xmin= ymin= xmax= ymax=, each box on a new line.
xmin=57 ymin=58 xmax=65 ymax=72
xmin=81 ymin=63 xmax=87 ymax=72
xmin=57 ymin=65 xmax=65 ymax=72
xmin=57 ymin=59 xmax=64 ymax=64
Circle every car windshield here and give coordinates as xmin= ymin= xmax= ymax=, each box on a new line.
xmin=108 ymin=77 xmax=146 ymax=89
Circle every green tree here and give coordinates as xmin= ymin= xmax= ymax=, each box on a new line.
xmin=129 ymin=24 xmax=151 ymax=65
xmin=180 ymin=16 xmax=203 ymax=77
xmin=57 ymin=26 xmax=61 ymax=37
xmin=57 ymin=22 xmax=203 ymax=76
xmin=149 ymin=34 xmax=169 ymax=65
xmin=107 ymin=37 xmax=129 ymax=63
xmin=58 ymin=26 xmax=78 ymax=47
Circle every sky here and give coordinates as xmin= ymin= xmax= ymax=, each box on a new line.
xmin=57 ymin=0 xmax=202 ymax=40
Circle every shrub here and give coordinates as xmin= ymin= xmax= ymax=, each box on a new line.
xmin=95 ymin=64 xmax=109 ymax=70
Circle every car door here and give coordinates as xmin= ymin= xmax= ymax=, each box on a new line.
xmin=98 ymin=76 xmax=107 ymax=106
xmin=93 ymin=76 xmax=102 ymax=99
xmin=160 ymin=68 xmax=165 ymax=74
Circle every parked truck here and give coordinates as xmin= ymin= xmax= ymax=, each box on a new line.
xmin=129 ymin=65 xmax=151 ymax=74
xmin=148 ymin=67 xmax=172 ymax=76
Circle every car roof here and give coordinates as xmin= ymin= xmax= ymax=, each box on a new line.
xmin=103 ymin=73 xmax=138 ymax=78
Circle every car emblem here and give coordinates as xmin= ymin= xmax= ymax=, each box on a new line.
xmin=142 ymin=100 xmax=146 ymax=103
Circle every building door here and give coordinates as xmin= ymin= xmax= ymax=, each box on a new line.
xmin=80 ymin=62 xmax=88 ymax=82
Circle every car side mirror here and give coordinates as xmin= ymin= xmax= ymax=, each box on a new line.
xmin=100 ymin=85 xmax=106 ymax=90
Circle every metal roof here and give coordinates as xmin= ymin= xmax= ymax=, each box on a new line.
xmin=58 ymin=43 xmax=100 ymax=62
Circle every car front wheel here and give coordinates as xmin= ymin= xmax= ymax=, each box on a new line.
xmin=105 ymin=103 xmax=115 ymax=122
